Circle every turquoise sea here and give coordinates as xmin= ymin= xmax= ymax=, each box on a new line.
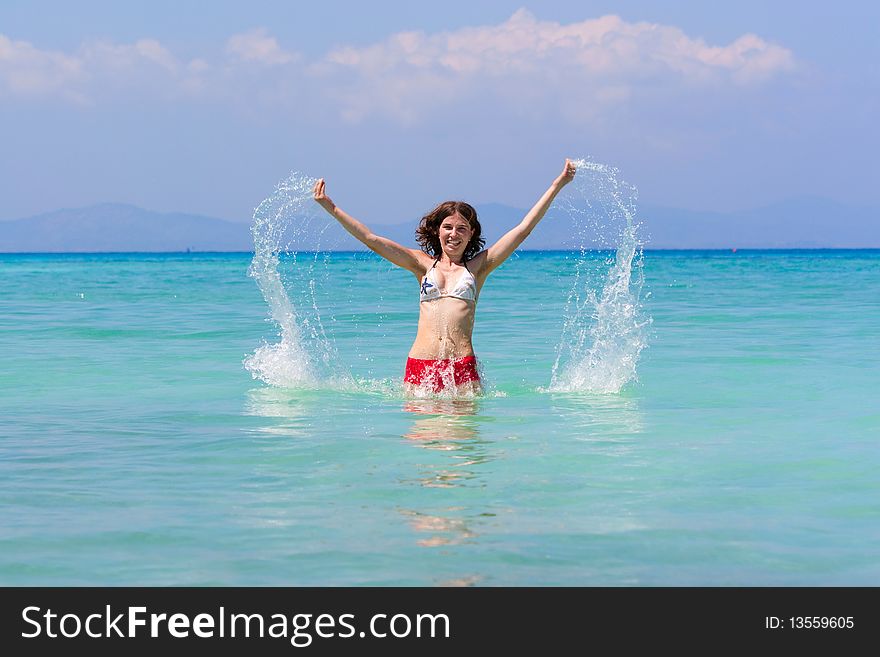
xmin=1 ymin=249 xmax=878 ymax=585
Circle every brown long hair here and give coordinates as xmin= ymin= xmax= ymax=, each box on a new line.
xmin=415 ymin=201 xmax=485 ymax=261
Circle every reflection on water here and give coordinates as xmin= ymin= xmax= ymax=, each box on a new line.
xmin=243 ymin=388 xmax=500 ymax=582
xmin=398 ymin=509 xmax=477 ymax=547
xmin=402 ymin=398 xmax=493 ymax=487
xmin=400 ymin=398 xmax=496 ymax=576
xmin=435 ymin=575 xmax=483 ymax=587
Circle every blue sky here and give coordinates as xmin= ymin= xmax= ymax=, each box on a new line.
xmin=1 ymin=0 xmax=878 ymax=224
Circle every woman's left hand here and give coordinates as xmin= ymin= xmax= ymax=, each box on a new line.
xmin=557 ymin=158 xmax=577 ymax=187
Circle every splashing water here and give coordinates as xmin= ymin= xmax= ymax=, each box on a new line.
xmin=549 ymin=159 xmax=651 ymax=394
xmin=243 ymin=172 xmax=347 ymax=387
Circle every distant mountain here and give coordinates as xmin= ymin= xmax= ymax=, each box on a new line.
xmin=479 ymin=198 xmax=880 ymax=249
xmin=638 ymin=197 xmax=880 ymax=249
xmin=1 ymin=197 xmax=877 ymax=252
xmin=0 ymin=203 xmax=251 ymax=252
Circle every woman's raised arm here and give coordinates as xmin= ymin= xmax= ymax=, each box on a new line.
xmin=313 ymin=179 xmax=426 ymax=277
xmin=482 ymin=159 xmax=576 ymax=275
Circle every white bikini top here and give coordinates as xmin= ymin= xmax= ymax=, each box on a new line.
xmin=419 ymin=260 xmax=477 ymax=304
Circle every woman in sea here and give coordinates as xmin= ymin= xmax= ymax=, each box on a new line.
xmin=313 ymin=159 xmax=577 ymax=394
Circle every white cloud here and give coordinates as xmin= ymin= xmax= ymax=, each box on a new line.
xmin=79 ymin=38 xmax=180 ymax=77
xmin=0 ymin=33 xmax=188 ymax=102
xmin=325 ymin=9 xmax=794 ymax=80
xmin=0 ymin=30 xmax=302 ymax=104
xmin=320 ymin=9 xmax=796 ymax=122
xmin=0 ymin=12 xmax=794 ymax=121
xmin=226 ymin=28 xmax=297 ymax=65
xmin=0 ymin=34 xmax=85 ymax=101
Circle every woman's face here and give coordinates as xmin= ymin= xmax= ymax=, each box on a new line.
xmin=438 ymin=212 xmax=473 ymax=259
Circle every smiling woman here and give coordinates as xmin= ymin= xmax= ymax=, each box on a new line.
xmin=312 ymin=159 xmax=577 ymax=394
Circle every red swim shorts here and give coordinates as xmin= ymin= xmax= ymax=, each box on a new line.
xmin=404 ymin=356 xmax=480 ymax=392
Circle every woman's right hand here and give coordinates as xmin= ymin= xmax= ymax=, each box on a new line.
xmin=313 ymin=178 xmax=335 ymax=212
